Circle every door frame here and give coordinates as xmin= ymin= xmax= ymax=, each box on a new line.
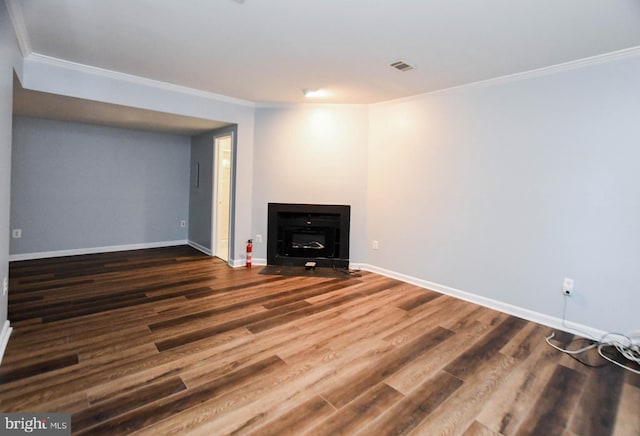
xmin=211 ymin=128 xmax=236 ymax=264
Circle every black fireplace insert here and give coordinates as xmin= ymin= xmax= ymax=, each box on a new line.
xmin=267 ymin=203 xmax=350 ymax=268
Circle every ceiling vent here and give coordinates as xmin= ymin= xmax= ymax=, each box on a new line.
xmin=390 ymin=61 xmax=414 ymax=72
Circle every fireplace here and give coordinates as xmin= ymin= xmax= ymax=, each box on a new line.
xmin=267 ymin=203 xmax=350 ymax=268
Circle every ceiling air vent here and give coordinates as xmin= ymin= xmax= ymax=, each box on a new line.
xmin=390 ymin=61 xmax=413 ymax=72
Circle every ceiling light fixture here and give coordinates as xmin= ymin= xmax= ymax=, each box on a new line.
xmin=303 ymin=89 xmax=327 ymax=98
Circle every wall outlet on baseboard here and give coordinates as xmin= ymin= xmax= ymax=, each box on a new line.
xmin=12 ymin=229 xmax=22 ymax=238
xmin=372 ymin=240 xmax=379 ymax=250
xmin=255 ymin=234 xmax=262 ymax=243
xmin=180 ymin=220 xmax=186 ymax=228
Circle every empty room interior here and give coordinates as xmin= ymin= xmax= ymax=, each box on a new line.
xmin=1 ymin=1 xmax=639 ymax=434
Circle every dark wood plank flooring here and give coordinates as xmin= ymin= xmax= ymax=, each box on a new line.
xmin=1 ymin=246 xmax=638 ymax=435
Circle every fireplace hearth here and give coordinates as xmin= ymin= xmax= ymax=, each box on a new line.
xmin=267 ymin=203 xmax=350 ymax=268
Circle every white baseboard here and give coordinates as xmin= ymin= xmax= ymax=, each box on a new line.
xmin=188 ymin=244 xmax=267 ymax=269
xmin=361 ymin=263 xmax=607 ymax=340
xmin=9 ymin=240 xmax=189 ymax=261
xmin=229 ymin=258 xmax=244 ymax=268
xmin=0 ymin=320 xmax=13 ymax=366
xmin=229 ymin=257 xmax=267 ymax=268
xmin=252 ymin=258 xmax=267 ymax=267
xmin=187 ymin=240 xmax=212 ymax=256
xmin=349 ymin=262 xmax=366 ymax=271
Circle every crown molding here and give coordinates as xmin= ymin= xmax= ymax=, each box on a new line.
xmin=5 ymin=0 xmax=32 ymax=57
xmin=25 ymin=53 xmax=256 ymax=107
xmin=375 ymin=45 xmax=640 ymax=106
xmin=20 ymin=43 xmax=640 ymax=109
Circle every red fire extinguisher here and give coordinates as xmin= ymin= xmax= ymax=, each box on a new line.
xmin=246 ymin=239 xmax=253 ymax=268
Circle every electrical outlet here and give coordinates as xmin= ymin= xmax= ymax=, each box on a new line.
xmin=2 ymin=277 xmax=7 ymax=297
xmin=562 ymin=277 xmax=574 ymax=296
xmin=255 ymin=234 xmax=262 ymax=243
xmin=180 ymin=220 xmax=186 ymax=228
xmin=372 ymin=240 xmax=379 ymax=250
xmin=12 ymin=229 xmax=22 ymax=238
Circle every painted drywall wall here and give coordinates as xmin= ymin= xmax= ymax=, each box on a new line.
xmin=20 ymin=56 xmax=255 ymax=265
xmin=252 ymin=105 xmax=369 ymax=265
xmin=189 ymin=131 xmax=214 ymax=252
xmin=0 ymin=1 xmax=23 ymax=350
xmin=368 ymin=53 xmax=640 ymax=334
xmin=10 ymin=117 xmax=190 ymax=255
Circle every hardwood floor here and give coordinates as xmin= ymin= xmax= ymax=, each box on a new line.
xmin=1 ymin=246 xmax=638 ymax=435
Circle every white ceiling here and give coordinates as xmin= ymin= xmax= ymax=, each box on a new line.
xmin=10 ymin=0 xmax=640 ymax=107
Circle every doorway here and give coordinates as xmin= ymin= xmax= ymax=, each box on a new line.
xmin=212 ymin=134 xmax=232 ymax=261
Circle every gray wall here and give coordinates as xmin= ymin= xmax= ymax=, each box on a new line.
xmin=188 ymin=131 xmax=214 ymax=250
xmin=1 ymin=3 xmax=23 ymax=335
xmin=368 ymin=54 xmax=640 ymax=334
xmin=21 ymin=56 xmax=256 ymax=267
xmin=10 ymin=117 xmax=191 ymax=255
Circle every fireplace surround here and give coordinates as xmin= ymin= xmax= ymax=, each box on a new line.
xmin=267 ymin=203 xmax=350 ymax=268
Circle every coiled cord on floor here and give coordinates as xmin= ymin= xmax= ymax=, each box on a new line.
xmin=545 ymin=296 xmax=640 ymax=375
